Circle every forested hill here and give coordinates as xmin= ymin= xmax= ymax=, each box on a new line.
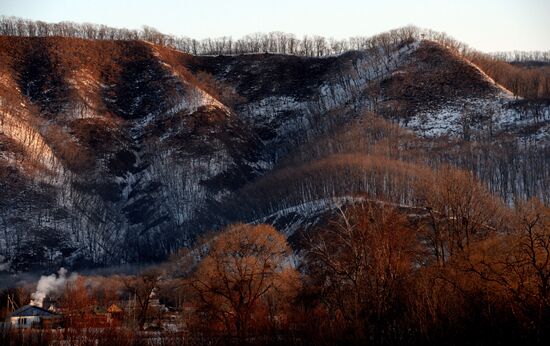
xmin=1 ymin=16 xmax=549 ymax=100
xmin=0 ymin=27 xmax=549 ymax=271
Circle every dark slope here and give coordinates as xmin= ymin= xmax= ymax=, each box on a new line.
xmin=379 ymin=41 xmax=502 ymax=118
xmin=185 ymin=53 xmax=342 ymax=101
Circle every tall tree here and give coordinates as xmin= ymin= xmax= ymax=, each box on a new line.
xmin=189 ymin=223 xmax=298 ymax=340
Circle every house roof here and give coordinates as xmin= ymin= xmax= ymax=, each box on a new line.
xmin=8 ymin=305 xmax=57 ymax=317
xmin=107 ymin=304 xmax=123 ymax=313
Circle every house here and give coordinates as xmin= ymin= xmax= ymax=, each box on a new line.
xmin=7 ymin=305 xmax=60 ymax=328
xmin=106 ymin=303 xmax=124 ymax=325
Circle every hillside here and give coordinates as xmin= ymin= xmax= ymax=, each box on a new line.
xmin=0 ymin=35 xmax=549 ymax=271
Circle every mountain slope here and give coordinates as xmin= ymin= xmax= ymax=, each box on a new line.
xmin=0 ymin=35 xmax=548 ymax=271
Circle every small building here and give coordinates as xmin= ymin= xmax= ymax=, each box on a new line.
xmin=106 ymin=303 xmax=124 ymax=325
xmin=7 ymin=305 xmax=60 ymax=328
xmin=107 ymin=303 xmax=123 ymax=315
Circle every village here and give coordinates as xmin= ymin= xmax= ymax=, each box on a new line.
xmin=1 ymin=296 xmax=181 ymax=330
xmin=0 ymin=267 xmax=204 ymax=346
xmin=0 ymin=286 xmax=204 ymax=346
xmin=0 ymin=289 xmax=191 ymax=331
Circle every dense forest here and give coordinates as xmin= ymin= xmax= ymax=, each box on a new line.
xmin=1 ymin=194 xmax=550 ymax=345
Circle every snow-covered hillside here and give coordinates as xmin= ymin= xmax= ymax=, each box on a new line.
xmin=0 ymin=36 xmax=548 ymax=272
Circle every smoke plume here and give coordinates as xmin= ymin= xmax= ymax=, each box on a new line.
xmin=30 ymin=268 xmax=75 ymax=307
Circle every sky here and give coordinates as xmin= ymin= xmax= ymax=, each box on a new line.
xmin=0 ymin=0 xmax=549 ymax=52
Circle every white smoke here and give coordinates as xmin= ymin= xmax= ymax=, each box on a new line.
xmin=30 ymin=268 xmax=76 ymax=307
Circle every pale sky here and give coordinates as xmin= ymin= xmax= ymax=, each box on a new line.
xmin=0 ymin=0 xmax=549 ymax=52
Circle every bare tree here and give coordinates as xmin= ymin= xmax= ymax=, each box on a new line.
xmin=123 ymin=269 xmax=163 ymax=330
xmin=189 ymin=223 xmax=298 ymax=340
xmin=468 ymin=198 xmax=550 ymax=338
xmin=304 ymin=203 xmax=418 ymax=341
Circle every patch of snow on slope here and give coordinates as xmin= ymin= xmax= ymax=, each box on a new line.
xmin=319 ymin=41 xmax=420 ymax=111
xmin=404 ymin=94 xmax=550 ymax=142
xmin=255 ymin=197 xmax=366 ymax=236
xmin=167 ymin=85 xmax=230 ymax=116
xmin=244 ymin=96 xmax=304 ymax=122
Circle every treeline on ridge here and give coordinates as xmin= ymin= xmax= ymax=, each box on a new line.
xmin=1 ymin=16 xmax=549 ymax=99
